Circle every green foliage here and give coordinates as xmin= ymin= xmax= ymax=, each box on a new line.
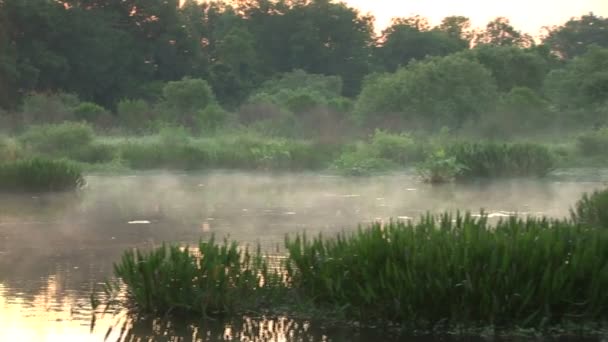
xmin=198 ymin=104 xmax=229 ymax=132
xmin=21 ymin=92 xmax=79 ymax=124
xmin=72 ymin=102 xmax=109 ymax=123
xmin=375 ymin=20 xmax=466 ymax=72
xmin=417 ymin=148 xmax=467 ymax=183
xmin=285 ymin=213 xmax=608 ymax=327
xmin=355 ymin=55 xmax=498 ymax=130
xmin=116 ymin=99 xmax=157 ymax=133
xmin=544 ymin=46 xmax=608 ymax=110
xmin=577 ymin=128 xmax=608 ymax=157
xmin=571 ymin=188 xmax=608 ymax=229
xmin=543 ymin=13 xmax=608 ymax=59
xmin=447 ymin=142 xmax=556 ymax=178
xmin=160 ymin=78 xmax=217 ymax=129
xmin=112 ymin=237 xmax=280 ymax=316
xmin=0 ymin=136 xmax=21 ymax=162
xmin=368 ymin=130 xmax=423 ymax=164
xmin=464 ymin=45 xmax=550 ymax=92
xmin=19 ymin=122 xmax=94 ymax=155
xmin=332 ymin=147 xmax=396 ymax=176
xmin=0 ymin=157 xmax=84 ymax=192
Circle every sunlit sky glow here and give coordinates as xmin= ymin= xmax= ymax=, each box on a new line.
xmin=342 ymin=0 xmax=607 ymax=35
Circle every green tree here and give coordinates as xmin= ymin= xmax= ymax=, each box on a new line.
xmin=544 ymin=46 xmax=608 ymax=111
xmin=355 ymin=55 xmax=498 ymax=130
xmin=476 ymin=17 xmax=534 ymax=47
xmin=376 ymin=17 xmax=467 ymax=72
xmin=543 ymin=13 xmax=608 ymax=59
xmin=462 ymin=45 xmax=550 ymax=92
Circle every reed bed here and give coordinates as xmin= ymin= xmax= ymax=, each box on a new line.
xmin=0 ymin=157 xmax=84 ymax=192
xmin=113 ymin=238 xmax=283 ymax=316
xmin=285 ymin=214 xmax=608 ymax=328
xmin=447 ymin=142 xmax=556 ymax=178
xmin=113 ymin=209 xmax=608 ymax=330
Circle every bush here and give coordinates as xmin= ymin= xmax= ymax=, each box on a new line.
xmin=0 ymin=158 xmax=84 ymax=192
xmin=577 ymin=128 xmax=608 ymax=157
xmin=19 ymin=122 xmax=95 ymax=155
xmin=354 ymin=55 xmax=498 ymax=130
xmin=369 ymin=130 xmax=423 ymax=165
xmin=332 ymin=143 xmax=396 ymax=176
xmin=21 ymin=92 xmax=80 ymax=124
xmin=417 ymin=148 xmax=467 ymax=183
xmin=161 ymin=78 xmax=215 ymax=115
xmin=72 ymin=102 xmax=109 ymax=123
xmin=116 ymin=99 xmax=158 ymax=133
xmin=571 ymin=188 xmax=608 ymax=228
xmin=198 ymin=104 xmax=228 ymax=132
xmin=0 ymin=136 xmax=21 ymax=162
xmin=447 ymin=142 xmax=556 ymax=178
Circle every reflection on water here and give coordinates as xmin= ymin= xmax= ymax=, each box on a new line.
xmin=0 ymin=170 xmax=607 ymax=341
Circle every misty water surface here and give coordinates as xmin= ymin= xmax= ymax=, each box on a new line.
xmin=0 ymin=170 xmax=607 ymax=341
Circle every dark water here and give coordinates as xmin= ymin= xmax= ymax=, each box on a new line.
xmin=0 ymin=170 xmax=607 ymax=341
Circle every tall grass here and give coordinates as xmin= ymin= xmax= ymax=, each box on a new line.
xmin=113 ymin=237 xmax=281 ymax=316
xmin=113 ymin=211 xmax=608 ymax=330
xmin=285 ymin=214 xmax=608 ymax=328
xmin=0 ymin=157 xmax=85 ymax=192
xmin=447 ymin=142 xmax=556 ymax=178
xmin=571 ymin=188 xmax=608 ymax=229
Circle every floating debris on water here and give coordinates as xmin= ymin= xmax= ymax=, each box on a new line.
xmin=284 ymin=212 xmax=297 ymax=215
xmin=128 ymin=220 xmax=151 ymax=224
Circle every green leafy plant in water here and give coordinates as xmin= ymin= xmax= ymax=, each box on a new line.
xmin=113 ymin=237 xmax=283 ymax=317
xmin=0 ymin=157 xmax=85 ymax=192
xmin=417 ymin=148 xmax=467 ymax=183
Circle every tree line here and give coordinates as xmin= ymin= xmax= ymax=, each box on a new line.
xmin=0 ymin=0 xmax=606 ymax=134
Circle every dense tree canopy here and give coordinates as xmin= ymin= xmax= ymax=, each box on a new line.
xmin=0 ymin=0 xmax=607 ymax=134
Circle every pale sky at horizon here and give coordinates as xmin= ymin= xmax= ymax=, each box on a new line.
xmin=342 ymin=0 xmax=608 ymax=36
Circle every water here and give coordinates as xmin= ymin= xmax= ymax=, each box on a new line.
xmin=1 ymin=170 xmax=607 ymax=342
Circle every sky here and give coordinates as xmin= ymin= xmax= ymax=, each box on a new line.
xmin=342 ymin=0 xmax=608 ymax=36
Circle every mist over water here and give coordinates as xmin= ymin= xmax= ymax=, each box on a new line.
xmin=0 ymin=170 xmax=607 ymax=341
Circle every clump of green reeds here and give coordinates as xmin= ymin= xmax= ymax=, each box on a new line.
xmin=0 ymin=157 xmax=85 ymax=192
xmin=447 ymin=142 xmax=556 ymax=178
xmin=285 ymin=214 xmax=608 ymax=328
xmin=113 ymin=237 xmax=282 ymax=316
xmin=571 ymin=188 xmax=608 ymax=229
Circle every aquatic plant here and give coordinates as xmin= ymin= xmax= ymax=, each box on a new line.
xmin=113 ymin=237 xmax=281 ymax=316
xmin=285 ymin=214 xmax=608 ymax=328
xmin=417 ymin=148 xmax=467 ymax=183
xmin=0 ymin=157 xmax=85 ymax=192
xmin=447 ymin=142 xmax=556 ymax=178
xmin=571 ymin=188 xmax=608 ymax=229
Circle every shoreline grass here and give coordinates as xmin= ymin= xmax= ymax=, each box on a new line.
xmin=0 ymin=157 xmax=85 ymax=192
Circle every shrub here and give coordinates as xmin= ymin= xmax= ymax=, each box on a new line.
xmin=417 ymin=148 xmax=467 ymax=183
xmin=72 ymin=102 xmax=109 ymax=123
xmin=447 ymin=142 xmax=556 ymax=178
xmin=577 ymin=128 xmax=608 ymax=157
xmin=571 ymin=188 xmax=608 ymax=229
xmin=0 ymin=158 xmax=84 ymax=192
xmin=198 ymin=104 xmax=228 ymax=132
xmin=116 ymin=99 xmax=157 ymax=133
xmin=21 ymin=92 xmax=80 ymax=124
xmin=19 ymin=122 xmax=95 ymax=155
xmin=369 ymin=130 xmax=423 ymax=165
xmin=161 ymin=78 xmax=215 ymax=114
xmin=0 ymin=136 xmax=21 ymax=162
xmin=332 ymin=143 xmax=396 ymax=176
